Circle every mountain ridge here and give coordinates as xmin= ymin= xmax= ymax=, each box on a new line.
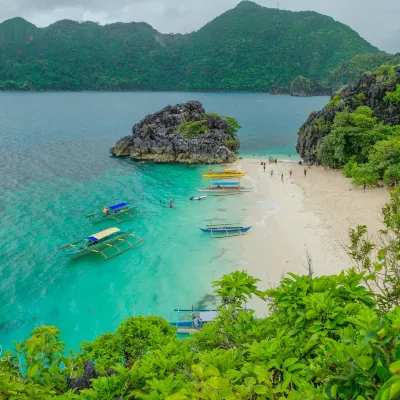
xmin=0 ymin=1 xmax=381 ymax=91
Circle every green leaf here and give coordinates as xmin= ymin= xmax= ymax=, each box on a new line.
xmin=26 ymin=364 xmax=39 ymax=378
xmin=192 ymin=364 xmax=204 ymax=378
xmin=390 ymin=360 xmax=400 ymax=374
xmin=376 ymin=376 xmax=400 ymax=400
xmin=254 ymin=385 xmax=267 ymax=395
xmin=357 ymin=355 xmax=373 ymax=370
xmin=330 ymin=385 xmax=338 ymax=398
xmin=204 ymin=366 xmax=221 ymax=377
xmin=306 ymin=310 xmax=318 ymax=319
xmin=254 ymin=365 xmax=269 ymax=383
xmin=283 ymin=358 xmax=298 ymax=368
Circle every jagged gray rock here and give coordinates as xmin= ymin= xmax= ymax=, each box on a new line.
xmin=297 ymin=66 xmax=400 ymax=161
xmin=67 ymin=360 xmax=99 ymax=393
xmin=110 ymin=101 xmax=239 ymax=164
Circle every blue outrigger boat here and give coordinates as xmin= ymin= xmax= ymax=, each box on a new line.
xmin=171 ymin=308 xmax=218 ymax=335
xmin=200 ymin=223 xmax=252 ymax=238
xmin=59 ymin=227 xmax=144 ymax=260
xmin=87 ymin=202 xmax=141 ymax=224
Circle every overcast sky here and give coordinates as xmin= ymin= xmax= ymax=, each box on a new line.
xmin=0 ymin=0 xmax=399 ymax=53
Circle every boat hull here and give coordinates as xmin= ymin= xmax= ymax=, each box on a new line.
xmin=200 ymin=227 xmax=251 ymax=234
xmin=202 ymin=173 xmax=247 ymax=178
xmin=197 ymin=188 xmax=250 ymax=195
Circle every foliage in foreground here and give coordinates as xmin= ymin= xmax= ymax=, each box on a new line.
xmin=3 ymin=192 xmax=400 ymax=399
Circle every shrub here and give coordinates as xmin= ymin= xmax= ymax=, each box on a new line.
xmin=224 ymin=139 xmax=239 ymax=152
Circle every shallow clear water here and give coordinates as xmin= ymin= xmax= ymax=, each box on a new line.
xmin=0 ymin=92 xmax=328 ymax=351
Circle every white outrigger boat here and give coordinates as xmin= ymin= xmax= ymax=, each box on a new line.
xmin=197 ymin=180 xmax=251 ymax=196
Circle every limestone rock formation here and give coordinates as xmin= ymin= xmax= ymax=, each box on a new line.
xmin=110 ymin=101 xmax=240 ymax=164
xmin=297 ymin=66 xmax=400 ymax=161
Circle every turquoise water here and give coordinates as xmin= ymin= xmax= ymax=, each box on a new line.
xmin=0 ymin=92 xmax=328 ymax=351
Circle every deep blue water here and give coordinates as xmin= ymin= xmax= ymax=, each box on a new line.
xmin=0 ymin=92 xmax=328 ymax=351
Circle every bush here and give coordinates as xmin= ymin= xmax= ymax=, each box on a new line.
xmin=384 ymin=84 xmax=400 ymax=105
xmin=175 ymin=120 xmax=208 ymax=138
xmin=224 ymin=139 xmax=239 ymax=152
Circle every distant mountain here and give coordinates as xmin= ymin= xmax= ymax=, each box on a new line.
xmin=328 ymin=53 xmax=400 ymax=91
xmin=0 ymin=1 xmax=381 ymax=91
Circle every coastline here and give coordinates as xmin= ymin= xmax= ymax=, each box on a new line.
xmin=232 ymin=158 xmax=389 ymax=316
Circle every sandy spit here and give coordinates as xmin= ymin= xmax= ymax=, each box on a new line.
xmin=232 ymin=158 xmax=389 ymax=315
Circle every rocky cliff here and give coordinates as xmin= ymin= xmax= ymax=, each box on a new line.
xmin=110 ymin=101 xmax=240 ymax=163
xmin=297 ymin=65 xmax=400 ymax=161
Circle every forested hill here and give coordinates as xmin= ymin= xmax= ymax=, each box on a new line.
xmin=0 ymin=1 xmax=380 ymax=91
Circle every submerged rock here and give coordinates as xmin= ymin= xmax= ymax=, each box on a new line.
xmin=110 ymin=100 xmax=240 ymax=164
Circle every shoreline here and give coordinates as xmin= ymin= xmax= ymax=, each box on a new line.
xmin=233 ymin=158 xmax=389 ymax=315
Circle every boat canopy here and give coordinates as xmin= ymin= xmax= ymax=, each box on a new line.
xmin=109 ymin=202 xmax=128 ymax=211
xmin=211 ymin=181 xmax=239 ymax=186
xmin=88 ymin=227 xmax=120 ymax=242
xmin=224 ymin=168 xmax=240 ymax=173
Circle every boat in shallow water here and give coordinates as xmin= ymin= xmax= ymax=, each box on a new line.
xmin=87 ymin=202 xmax=141 ymax=224
xmin=202 ymin=168 xmax=247 ymax=178
xmin=200 ymin=223 xmax=252 ymax=238
xmin=170 ymin=308 xmax=218 ymax=335
xmin=59 ymin=227 xmax=144 ymax=260
xmin=197 ymin=180 xmax=251 ymax=195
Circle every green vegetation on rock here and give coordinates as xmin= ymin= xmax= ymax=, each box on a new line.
xmin=328 ymin=53 xmax=400 ymax=90
xmin=0 ymin=1 xmax=380 ymax=92
xmin=297 ymin=63 xmax=400 ymax=186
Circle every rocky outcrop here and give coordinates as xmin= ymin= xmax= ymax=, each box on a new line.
xmin=110 ymin=101 xmax=240 ymax=164
xmin=297 ymin=66 xmax=400 ymax=161
xmin=67 ymin=361 xmax=99 ymax=393
xmin=270 ymin=84 xmax=289 ymax=95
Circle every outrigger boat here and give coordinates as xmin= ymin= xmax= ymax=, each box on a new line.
xmin=170 ymin=308 xmax=218 ymax=335
xmin=202 ymin=168 xmax=247 ymax=179
xmin=197 ymin=181 xmax=251 ymax=196
xmin=59 ymin=227 xmax=144 ymax=260
xmin=200 ymin=222 xmax=252 ymax=238
xmin=87 ymin=202 xmax=141 ymax=224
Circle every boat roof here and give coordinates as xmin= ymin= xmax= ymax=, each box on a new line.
xmin=88 ymin=227 xmax=120 ymax=242
xmin=109 ymin=202 xmax=128 ymax=210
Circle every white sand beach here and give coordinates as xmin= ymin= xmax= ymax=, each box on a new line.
xmin=233 ymin=158 xmax=390 ymax=315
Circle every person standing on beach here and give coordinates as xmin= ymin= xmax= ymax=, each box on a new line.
xmin=363 ymin=182 xmax=366 ymax=192
xmin=281 ymin=173 xmax=284 ymax=182
xmin=290 ymin=170 xmax=292 ymax=178
xmin=270 ymin=169 xmax=273 ymax=177
xmin=304 ymin=169 xmax=307 ymax=177
xmin=263 ymin=163 xmax=266 ymax=172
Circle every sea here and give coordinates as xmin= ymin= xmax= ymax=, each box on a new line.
xmin=0 ymin=92 xmax=328 ymax=351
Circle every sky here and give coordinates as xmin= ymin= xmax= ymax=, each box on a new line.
xmin=0 ymin=0 xmax=399 ymax=53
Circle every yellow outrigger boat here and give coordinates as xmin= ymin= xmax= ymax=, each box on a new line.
xmin=202 ymin=168 xmax=247 ymax=178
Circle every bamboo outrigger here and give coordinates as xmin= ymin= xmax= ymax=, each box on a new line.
xmin=59 ymin=227 xmax=144 ymax=261
xmin=86 ymin=202 xmax=141 ymax=224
